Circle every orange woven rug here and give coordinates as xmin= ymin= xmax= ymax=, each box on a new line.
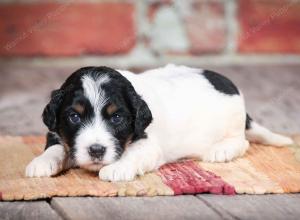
xmin=1 ymin=135 xmax=300 ymax=201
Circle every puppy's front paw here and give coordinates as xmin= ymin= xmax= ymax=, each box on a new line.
xmin=99 ymin=162 xmax=137 ymax=182
xmin=25 ymin=155 xmax=62 ymax=177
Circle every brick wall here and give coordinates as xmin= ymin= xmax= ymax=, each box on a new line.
xmin=1 ymin=0 xmax=300 ymax=67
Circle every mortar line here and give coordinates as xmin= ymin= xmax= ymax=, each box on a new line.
xmin=225 ymin=0 xmax=238 ymax=55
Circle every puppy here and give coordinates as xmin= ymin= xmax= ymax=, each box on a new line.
xmin=26 ymin=64 xmax=293 ymax=181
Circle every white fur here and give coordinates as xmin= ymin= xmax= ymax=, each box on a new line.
xmin=26 ymin=144 xmax=65 ymax=177
xmin=98 ymin=64 xmax=250 ymax=181
xmin=99 ymin=135 xmax=163 ymax=181
xmin=74 ymin=74 xmax=117 ymax=169
xmin=82 ymin=74 xmax=109 ymax=108
xmin=74 ymin=119 xmax=117 ymax=168
xmin=121 ymin=64 xmax=249 ymax=160
xmin=246 ymin=122 xmax=293 ymax=146
xmin=102 ymin=64 xmax=291 ymax=181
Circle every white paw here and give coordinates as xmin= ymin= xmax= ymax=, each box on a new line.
xmin=203 ymin=149 xmax=236 ymax=162
xmin=203 ymin=140 xmax=249 ymax=163
xmin=99 ymin=162 xmax=137 ymax=182
xmin=25 ymin=155 xmax=62 ymax=177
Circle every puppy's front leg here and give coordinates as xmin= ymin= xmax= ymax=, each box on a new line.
xmin=26 ymin=132 xmax=70 ymax=177
xmin=99 ymin=137 xmax=163 ymax=182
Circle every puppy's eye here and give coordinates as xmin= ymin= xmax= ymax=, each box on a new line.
xmin=110 ymin=114 xmax=123 ymax=125
xmin=69 ymin=113 xmax=81 ymax=124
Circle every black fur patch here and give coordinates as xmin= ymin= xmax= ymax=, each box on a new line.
xmin=42 ymin=89 xmax=65 ymax=131
xmin=45 ymin=132 xmax=62 ymax=150
xmin=246 ymin=114 xmax=252 ymax=130
xmin=202 ymin=70 xmax=240 ymax=95
xmin=99 ymin=67 xmax=153 ymax=143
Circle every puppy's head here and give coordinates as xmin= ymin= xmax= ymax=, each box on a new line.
xmin=42 ymin=67 xmax=152 ymax=171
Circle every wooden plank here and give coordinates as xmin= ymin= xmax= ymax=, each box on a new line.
xmin=0 ymin=201 xmax=62 ymax=220
xmin=197 ymin=194 xmax=300 ymax=220
xmin=51 ymin=196 xmax=222 ymax=220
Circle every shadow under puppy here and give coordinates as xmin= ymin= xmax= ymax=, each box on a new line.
xmin=26 ymin=64 xmax=293 ymax=181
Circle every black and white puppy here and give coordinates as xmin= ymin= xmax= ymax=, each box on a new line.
xmin=26 ymin=64 xmax=293 ymax=181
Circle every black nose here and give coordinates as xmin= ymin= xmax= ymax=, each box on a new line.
xmin=88 ymin=144 xmax=106 ymax=158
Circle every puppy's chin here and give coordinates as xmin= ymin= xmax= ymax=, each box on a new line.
xmin=80 ymin=163 xmax=105 ymax=172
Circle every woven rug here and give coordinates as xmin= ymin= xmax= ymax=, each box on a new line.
xmin=1 ymin=135 xmax=300 ymax=201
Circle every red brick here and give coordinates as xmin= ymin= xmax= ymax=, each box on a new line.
xmin=184 ymin=1 xmax=226 ymax=54
xmin=238 ymin=0 xmax=300 ymax=53
xmin=0 ymin=3 xmax=136 ymax=56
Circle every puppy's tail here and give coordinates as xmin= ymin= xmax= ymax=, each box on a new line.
xmin=245 ymin=114 xmax=293 ymax=147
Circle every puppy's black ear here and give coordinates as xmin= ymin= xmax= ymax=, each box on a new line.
xmin=126 ymin=87 xmax=152 ymax=141
xmin=133 ymin=98 xmax=152 ymax=140
xmin=42 ymin=89 xmax=64 ymax=131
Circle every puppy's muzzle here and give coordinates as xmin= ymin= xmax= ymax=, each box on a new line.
xmin=88 ymin=144 xmax=106 ymax=159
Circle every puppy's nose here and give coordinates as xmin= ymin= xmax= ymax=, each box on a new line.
xmin=88 ymin=144 xmax=106 ymax=158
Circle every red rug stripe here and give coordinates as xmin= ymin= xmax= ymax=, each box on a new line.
xmin=158 ymin=160 xmax=235 ymax=195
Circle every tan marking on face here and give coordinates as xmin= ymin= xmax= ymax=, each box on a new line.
xmin=124 ymin=134 xmax=133 ymax=150
xmin=74 ymin=104 xmax=85 ymax=114
xmin=106 ymin=103 xmax=118 ymax=115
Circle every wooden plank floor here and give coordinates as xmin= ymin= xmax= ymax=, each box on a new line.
xmin=2 ymin=195 xmax=300 ymax=220
xmin=0 ymin=201 xmax=62 ymax=220
xmin=1 ymin=65 xmax=300 ymax=219
xmin=51 ymin=196 xmax=221 ymax=220
xmin=198 ymin=194 xmax=300 ymax=220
